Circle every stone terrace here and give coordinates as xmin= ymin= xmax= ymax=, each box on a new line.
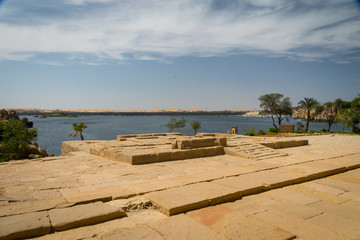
xmin=0 ymin=134 xmax=360 ymax=239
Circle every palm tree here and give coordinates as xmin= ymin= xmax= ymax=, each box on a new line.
xmin=190 ymin=120 xmax=202 ymax=135
xmin=298 ymin=97 xmax=319 ymax=132
xmin=68 ymin=122 xmax=87 ymax=140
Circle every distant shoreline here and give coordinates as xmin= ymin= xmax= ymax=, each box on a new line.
xmin=9 ymin=109 xmax=250 ymax=116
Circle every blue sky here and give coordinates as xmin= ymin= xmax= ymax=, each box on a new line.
xmin=1 ymin=0 xmax=360 ymax=111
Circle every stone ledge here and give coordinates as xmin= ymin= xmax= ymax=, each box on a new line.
xmin=144 ymin=182 xmax=242 ymax=216
xmin=48 ymin=201 xmax=126 ymax=231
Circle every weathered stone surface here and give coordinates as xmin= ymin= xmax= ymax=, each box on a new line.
xmin=307 ymin=212 xmax=360 ymax=239
xmin=211 ymin=211 xmax=295 ymax=240
xmin=148 ymin=214 xmax=228 ymax=240
xmin=308 ymin=200 xmax=360 ymax=223
xmin=64 ymin=187 xmax=136 ymax=205
xmin=145 ymin=182 xmax=242 ymax=216
xmin=0 ymin=211 xmax=51 ymax=240
xmin=261 ymin=188 xmax=320 ymax=205
xmin=49 ymin=201 xmax=126 ymax=231
xmin=255 ymin=209 xmax=349 ymax=240
xmin=212 ymin=173 xmax=268 ymax=196
xmin=101 ymin=225 xmax=165 ymax=240
xmin=0 ymin=197 xmax=67 ymax=217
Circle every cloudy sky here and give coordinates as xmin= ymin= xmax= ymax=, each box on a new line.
xmin=1 ymin=0 xmax=360 ymax=110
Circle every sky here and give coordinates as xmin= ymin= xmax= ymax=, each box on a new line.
xmin=0 ymin=0 xmax=360 ymax=111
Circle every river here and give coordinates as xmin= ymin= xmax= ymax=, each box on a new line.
xmin=21 ymin=115 xmax=347 ymax=156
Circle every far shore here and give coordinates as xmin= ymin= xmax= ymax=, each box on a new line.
xmin=7 ymin=108 xmax=250 ymax=116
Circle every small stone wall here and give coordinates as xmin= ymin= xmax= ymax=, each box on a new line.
xmin=260 ymin=139 xmax=308 ymax=149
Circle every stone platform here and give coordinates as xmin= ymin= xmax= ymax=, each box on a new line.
xmin=1 ymin=134 xmax=360 ymax=239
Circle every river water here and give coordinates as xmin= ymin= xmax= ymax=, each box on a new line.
xmin=21 ymin=115 xmax=347 ymax=156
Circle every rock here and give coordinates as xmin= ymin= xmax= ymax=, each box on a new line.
xmin=38 ymin=147 xmax=48 ymax=157
xmin=29 ymin=144 xmax=39 ymax=154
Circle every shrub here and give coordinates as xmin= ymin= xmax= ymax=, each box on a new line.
xmin=309 ymin=130 xmax=317 ymax=134
xmin=245 ymin=127 xmax=256 ymax=136
xmin=258 ymin=130 xmax=266 ymax=135
xmin=0 ymin=119 xmax=37 ymax=162
xmin=269 ymin=128 xmax=278 ymax=133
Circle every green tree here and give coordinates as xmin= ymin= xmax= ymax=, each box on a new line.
xmin=68 ymin=122 xmax=87 ymax=140
xmin=336 ymin=108 xmax=360 ymax=133
xmin=298 ymin=97 xmax=320 ymax=132
xmin=190 ymin=120 xmax=202 ymax=135
xmin=163 ymin=117 xmax=187 ymax=132
xmin=258 ymin=93 xmax=292 ymax=131
xmin=0 ymin=119 xmax=37 ymax=162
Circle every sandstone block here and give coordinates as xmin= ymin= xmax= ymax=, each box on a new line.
xmin=145 ymin=182 xmax=242 ymax=216
xmin=212 ymin=173 xmax=268 ymax=196
xmin=64 ymin=187 xmax=136 ymax=205
xmin=255 ymin=209 xmax=349 ymax=240
xmin=211 ymin=211 xmax=295 ymax=240
xmin=307 ymin=212 xmax=360 ymax=239
xmin=0 ymin=198 xmax=67 ymax=217
xmin=48 ymin=201 xmax=125 ymax=231
xmin=0 ymin=211 xmax=51 ymax=240
xmin=101 ymin=225 xmax=165 ymax=240
xmin=148 ymin=214 xmax=228 ymax=240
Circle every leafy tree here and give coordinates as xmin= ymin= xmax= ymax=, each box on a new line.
xmin=335 ymin=98 xmax=351 ymax=110
xmin=336 ymin=108 xmax=360 ymax=133
xmin=190 ymin=120 xmax=202 ymax=135
xmin=163 ymin=117 xmax=187 ymax=132
xmin=298 ymin=97 xmax=320 ymax=132
xmin=258 ymin=93 xmax=292 ymax=131
xmin=68 ymin=122 xmax=87 ymax=140
xmin=0 ymin=119 xmax=37 ymax=162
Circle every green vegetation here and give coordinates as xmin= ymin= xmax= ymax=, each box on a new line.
xmin=269 ymin=127 xmax=278 ymax=133
xmin=257 ymin=129 xmax=266 ymax=135
xmin=68 ymin=122 xmax=88 ymax=140
xmin=298 ymin=97 xmax=320 ymax=132
xmin=163 ymin=117 xmax=187 ymax=132
xmin=244 ymin=127 xmax=256 ymax=136
xmin=41 ymin=112 xmax=78 ymax=118
xmin=190 ymin=120 xmax=202 ymax=135
xmin=0 ymin=119 xmax=38 ymax=162
xmin=258 ymin=93 xmax=292 ymax=132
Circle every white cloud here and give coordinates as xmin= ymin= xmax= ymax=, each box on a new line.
xmin=0 ymin=0 xmax=359 ymax=64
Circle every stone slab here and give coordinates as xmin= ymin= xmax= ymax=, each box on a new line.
xmin=0 ymin=197 xmax=68 ymax=217
xmin=0 ymin=211 xmax=51 ymax=240
xmin=307 ymin=212 xmax=360 ymax=239
xmin=210 ymin=211 xmax=295 ymax=240
xmin=212 ymin=173 xmax=268 ymax=196
xmin=308 ymin=200 xmax=360 ymax=223
xmin=261 ymin=188 xmax=320 ymax=205
xmin=255 ymin=209 xmax=349 ymax=240
xmin=144 ymin=182 xmax=242 ymax=216
xmin=101 ymin=225 xmax=165 ymax=240
xmin=148 ymin=214 xmax=228 ymax=240
xmin=64 ymin=187 xmax=136 ymax=205
xmin=48 ymin=201 xmax=126 ymax=231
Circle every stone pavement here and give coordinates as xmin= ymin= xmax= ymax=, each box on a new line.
xmin=0 ymin=134 xmax=360 ymax=239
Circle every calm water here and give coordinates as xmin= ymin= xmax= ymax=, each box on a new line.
xmin=22 ymin=115 xmax=347 ymax=156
